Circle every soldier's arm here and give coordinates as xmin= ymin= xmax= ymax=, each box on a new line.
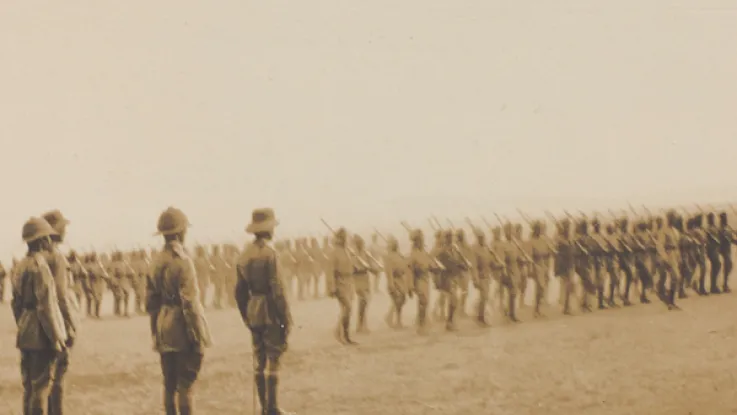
xmin=178 ymin=257 xmax=208 ymax=349
xmin=34 ymin=256 xmax=67 ymax=347
xmin=10 ymin=266 xmax=23 ymax=324
xmin=269 ymin=252 xmax=292 ymax=329
xmin=234 ymin=256 xmax=251 ymax=326
xmin=145 ymin=264 xmax=162 ymax=340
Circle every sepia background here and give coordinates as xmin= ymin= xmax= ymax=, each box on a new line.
xmin=2 ymin=1 xmax=736 ymax=257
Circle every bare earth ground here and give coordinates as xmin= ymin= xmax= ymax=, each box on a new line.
xmin=1 ymin=281 xmax=737 ymax=415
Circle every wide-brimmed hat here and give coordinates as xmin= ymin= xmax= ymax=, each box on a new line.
xmin=154 ymin=207 xmax=191 ymax=236
xmin=246 ymin=208 xmax=279 ymax=234
xmin=41 ymin=209 xmax=70 ymax=233
xmin=22 ymin=217 xmax=59 ymax=243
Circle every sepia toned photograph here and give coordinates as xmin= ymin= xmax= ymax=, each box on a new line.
xmin=1 ymin=1 xmax=736 ymax=414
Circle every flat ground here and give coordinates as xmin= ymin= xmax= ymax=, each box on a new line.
xmin=1 ymin=281 xmax=737 ymax=415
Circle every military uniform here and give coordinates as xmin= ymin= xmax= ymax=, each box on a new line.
xmin=84 ymin=254 xmax=108 ymax=318
xmin=147 ymin=207 xmax=212 ymax=415
xmin=12 ymin=217 xmax=69 ymax=415
xmin=528 ymin=221 xmax=553 ymax=316
xmin=351 ymin=235 xmax=381 ymax=333
xmin=235 ymin=208 xmax=293 ymax=415
xmin=455 ymin=230 xmax=474 ymax=316
xmin=497 ymin=224 xmax=521 ymax=321
xmin=325 ymin=228 xmax=362 ymax=345
xmin=574 ymin=220 xmax=596 ymax=312
xmin=110 ymin=252 xmax=133 ymax=317
xmin=407 ymin=229 xmax=442 ymax=334
xmin=718 ymin=212 xmax=735 ymax=293
xmin=690 ymin=215 xmax=709 ymax=295
xmin=554 ymin=219 xmax=575 ymax=314
xmin=433 ymin=230 xmax=470 ymax=330
xmin=632 ymin=222 xmax=653 ymax=303
xmin=383 ymin=237 xmax=410 ymax=328
xmin=471 ymin=228 xmax=497 ymax=325
xmin=705 ymin=213 xmax=722 ymax=294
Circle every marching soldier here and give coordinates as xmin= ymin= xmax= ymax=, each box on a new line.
xmin=41 ymin=209 xmax=79 ymax=415
xmin=705 ymin=212 xmax=722 ymax=294
xmin=554 ymin=219 xmax=575 ymax=314
xmin=589 ymin=218 xmax=611 ymax=310
xmin=433 ymin=230 xmax=470 ymax=330
xmin=470 ymin=227 xmax=497 ymax=325
xmin=718 ymin=212 xmax=735 ymax=293
xmin=691 ymin=214 xmax=709 ymax=295
xmin=513 ymin=223 xmax=530 ymax=309
xmin=326 ymin=227 xmax=362 ymax=345
xmin=528 ymin=221 xmax=554 ymax=317
xmin=573 ymin=219 xmax=596 ymax=312
xmin=12 ymin=217 xmax=69 ymax=415
xmin=657 ymin=213 xmax=682 ymax=309
xmin=234 ymin=208 xmax=294 ymax=415
xmin=603 ymin=223 xmax=622 ymax=306
xmin=294 ymin=239 xmax=314 ymax=301
xmin=84 ymin=253 xmax=108 ymax=318
xmin=632 ymin=221 xmax=653 ymax=304
xmin=147 ymin=207 xmax=212 ymax=415
xmin=455 ymin=229 xmax=474 ymax=317
xmin=489 ymin=226 xmax=506 ymax=311
xmin=383 ymin=236 xmax=411 ymax=328
xmin=351 ymin=235 xmax=382 ymax=333
xmin=407 ymin=229 xmax=442 ymax=334
xmin=109 ymin=251 xmax=132 ymax=317
xmin=431 ymin=230 xmax=447 ymax=321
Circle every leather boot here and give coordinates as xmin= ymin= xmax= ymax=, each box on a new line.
xmin=343 ymin=317 xmax=357 ymax=345
xmin=255 ymin=374 xmax=267 ymax=413
xmin=266 ymin=376 xmax=295 ymax=415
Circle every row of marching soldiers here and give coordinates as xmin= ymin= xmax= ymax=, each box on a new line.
xmin=319 ymin=209 xmax=737 ymax=345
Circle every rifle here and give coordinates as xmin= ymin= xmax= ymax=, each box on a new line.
xmin=516 ymin=208 xmax=558 ymax=254
xmin=320 ymin=218 xmax=374 ymax=270
xmin=443 ymin=218 xmax=474 ymax=269
xmin=465 ymin=217 xmax=504 ymax=264
xmin=489 ymin=213 xmax=537 ymax=265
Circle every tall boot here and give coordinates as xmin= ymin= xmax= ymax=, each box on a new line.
xmin=95 ymin=300 xmax=102 ymax=318
xmin=597 ymin=289 xmax=606 ymax=310
xmin=342 ymin=316 xmax=357 ymax=345
xmin=255 ymin=374 xmax=267 ymax=413
xmin=356 ymin=301 xmax=368 ymax=333
xmin=266 ymin=376 xmax=295 ymax=415
xmin=445 ymin=304 xmax=456 ymax=331
xmin=508 ymin=293 xmax=519 ymax=322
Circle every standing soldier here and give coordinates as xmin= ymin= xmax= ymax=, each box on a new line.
xmin=383 ymin=236 xmax=410 ymax=328
xmin=12 ymin=217 xmax=69 ymax=415
xmin=41 ymin=209 xmax=79 ymax=415
xmin=210 ymin=245 xmax=231 ymax=308
xmin=235 ymin=208 xmax=294 ymax=415
xmin=293 ymin=239 xmax=313 ymax=301
xmin=351 ymin=235 xmax=382 ymax=333
xmin=308 ymin=237 xmax=325 ymax=298
xmin=193 ymin=246 xmax=214 ymax=307
xmin=132 ymin=250 xmax=150 ymax=314
xmin=224 ymin=244 xmax=240 ymax=308
xmin=718 ymin=212 xmax=735 ymax=293
xmin=147 ymin=207 xmax=212 ymax=415
xmin=326 ymin=227 xmax=362 ymax=345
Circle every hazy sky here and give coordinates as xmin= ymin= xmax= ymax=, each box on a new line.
xmin=1 ymin=1 xmax=736 ymax=258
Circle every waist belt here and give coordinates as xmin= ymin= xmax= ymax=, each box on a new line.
xmin=161 ymin=296 xmax=181 ymax=307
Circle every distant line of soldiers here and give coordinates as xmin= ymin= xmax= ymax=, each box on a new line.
xmin=317 ymin=208 xmax=737 ymax=345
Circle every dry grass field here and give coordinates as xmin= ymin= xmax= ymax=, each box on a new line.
xmin=2 ymin=282 xmax=737 ymax=415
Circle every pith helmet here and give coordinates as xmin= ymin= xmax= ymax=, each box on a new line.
xmin=22 ymin=217 xmax=58 ymax=243
xmin=410 ymin=229 xmax=424 ymax=243
xmin=334 ymin=227 xmax=347 ymax=241
xmin=246 ymin=208 xmax=279 ymax=234
xmin=154 ymin=207 xmax=190 ymax=236
xmin=41 ymin=209 xmax=70 ymax=233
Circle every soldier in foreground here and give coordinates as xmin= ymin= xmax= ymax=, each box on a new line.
xmin=383 ymin=236 xmax=410 ymax=328
xmin=235 ymin=208 xmax=294 ymax=415
xmin=41 ymin=210 xmax=79 ymax=415
xmin=147 ymin=207 xmax=212 ymax=415
xmin=12 ymin=217 xmax=69 ymax=415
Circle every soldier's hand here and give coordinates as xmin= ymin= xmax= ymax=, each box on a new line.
xmin=65 ymin=336 xmax=75 ymax=348
xmin=54 ymin=340 xmax=66 ymax=352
